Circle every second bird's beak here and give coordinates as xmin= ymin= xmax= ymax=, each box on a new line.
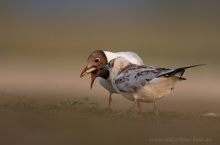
xmin=80 ymin=65 xmax=98 ymax=89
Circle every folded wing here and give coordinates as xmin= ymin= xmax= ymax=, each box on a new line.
xmin=113 ymin=64 xmax=205 ymax=93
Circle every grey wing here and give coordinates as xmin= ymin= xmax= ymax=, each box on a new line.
xmin=114 ymin=66 xmax=171 ymax=93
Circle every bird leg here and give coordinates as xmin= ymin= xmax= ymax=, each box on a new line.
xmin=108 ymin=93 xmax=112 ymax=109
xmin=154 ymin=101 xmax=159 ymax=121
xmin=135 ymin=99 xmax=142 ymax=112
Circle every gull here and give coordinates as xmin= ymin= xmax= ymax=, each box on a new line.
xmin=106 ymin=57 xmax=205 ymax=118
xmin=80 ymin=50 xmax=144 ymax=108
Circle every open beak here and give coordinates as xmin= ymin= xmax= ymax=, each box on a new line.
xmin=80 ymin=66 xmax=97 ymax=78
xmin=80 ymin=65 xmax=98 ymax=89
xmin=90 ymin=72 xmax=98 ymax=89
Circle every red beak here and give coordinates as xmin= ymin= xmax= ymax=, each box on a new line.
xmin=80 ymin=66 xmax=88 ymax=78
xmin=90 ymin=72 xmax=98 ymax=89
xmin=80 ymin=65 xmax=98 ymax=89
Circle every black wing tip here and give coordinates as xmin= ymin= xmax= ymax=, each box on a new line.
xmin=182 ymin=64 xmax=206 ymax=69
xmin=158 ymin=64 xmax=206 ymax=78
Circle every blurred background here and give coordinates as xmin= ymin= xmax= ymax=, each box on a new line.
xmin=0 ymin=0 xmax=220 ymax=145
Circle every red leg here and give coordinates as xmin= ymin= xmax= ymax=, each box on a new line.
xmin=108 ymin=93 xmax=112 ymax=109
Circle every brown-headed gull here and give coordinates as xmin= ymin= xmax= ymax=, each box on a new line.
xmin=106 ymin=57 xmax=205 ymax=118
xmin=80 ymin=50 xmax=144 ymax=108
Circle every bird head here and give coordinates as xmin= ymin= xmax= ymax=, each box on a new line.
xmin=80 ymin=50 xmax=108 ymax=89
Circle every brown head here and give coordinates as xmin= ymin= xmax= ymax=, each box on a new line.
xmin=80 ymin=50 xmax=109 ymax=89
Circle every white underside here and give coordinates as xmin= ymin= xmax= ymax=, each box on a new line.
xmin=133 ymin=77 xmax=179 ymax=103
xmin=97 ymin=77 xmax=117 ymax=94
xmin=112 ymin=75 xmax=180 ymax=103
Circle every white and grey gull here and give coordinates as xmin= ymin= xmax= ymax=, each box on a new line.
xmin=105 ymin=57 xmax=205 ymax=118
xmin=80 ymin=50 xmax=144 ymax=108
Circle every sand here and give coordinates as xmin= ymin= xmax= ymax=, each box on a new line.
xmin=0 ymin=64 xmax=219 ymax=145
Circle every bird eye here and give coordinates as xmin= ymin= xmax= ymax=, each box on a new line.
xmin=95 ymin=58 xmax=100 ymax=63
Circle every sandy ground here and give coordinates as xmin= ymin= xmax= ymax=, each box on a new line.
xmin=0 ymin=63 xmax=219 ymax=145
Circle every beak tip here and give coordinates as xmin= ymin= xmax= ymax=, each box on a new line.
xmin=90 ymin=83 xmax=94 ymax=90
xmin=80 ymin=66 xmax=88 ymax=78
